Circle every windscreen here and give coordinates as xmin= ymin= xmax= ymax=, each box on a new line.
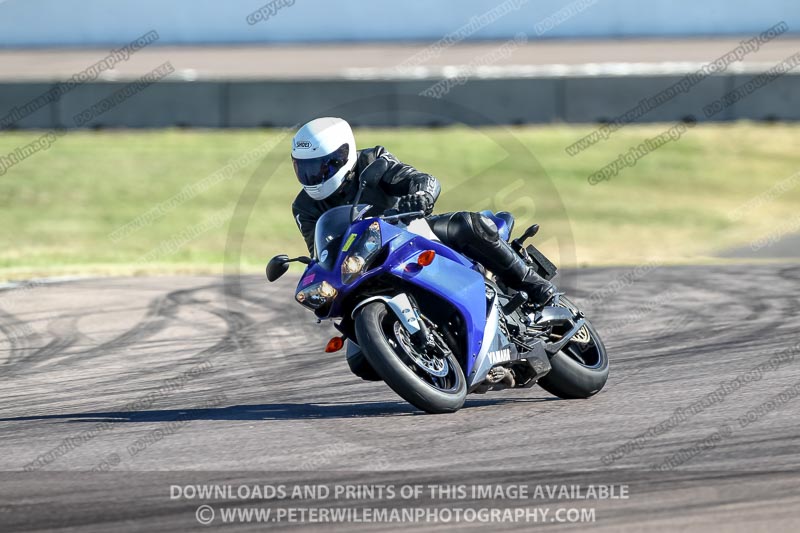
xmin=313 ymin=205 xmax=367 ymax=269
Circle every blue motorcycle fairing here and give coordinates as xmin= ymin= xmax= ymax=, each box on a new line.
xmin=295 ymin=214 xmax=505 ymax=378
xmin=385 ymin=237 xmax=488 ymax=377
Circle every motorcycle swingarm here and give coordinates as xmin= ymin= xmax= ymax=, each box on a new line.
xmin=543 ymin=318 xmax=586 ymax=355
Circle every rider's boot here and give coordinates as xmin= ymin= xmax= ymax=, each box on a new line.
xmin=493 ymin=242 xmax=556 ymax=307
xmin=465 ymin=232 xmax=555 ymax=307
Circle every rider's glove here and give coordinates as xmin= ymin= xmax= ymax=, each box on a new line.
xmin=397 ymin=191 xmax=434 ymax=219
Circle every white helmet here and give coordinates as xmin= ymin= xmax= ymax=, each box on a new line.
xmin=292 ymin=117 xmax=357 ymax=200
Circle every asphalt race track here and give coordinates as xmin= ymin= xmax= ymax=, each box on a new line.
xmin=1 ymin=264 xmax=799 ymax=531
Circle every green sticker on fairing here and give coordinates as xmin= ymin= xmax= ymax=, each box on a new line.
xmin=342 ymin=233 xmax=358 ymax=251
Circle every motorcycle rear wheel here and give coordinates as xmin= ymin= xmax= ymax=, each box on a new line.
xmin=537 ymin=316 xmax=609 ymax=399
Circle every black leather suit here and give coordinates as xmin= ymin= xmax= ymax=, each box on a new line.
xmin=291 ymin=145 xmax=553 ymax=301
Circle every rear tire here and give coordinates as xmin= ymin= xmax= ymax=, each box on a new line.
xmin=355 ymin=302 xmax=466 ymax=414
xmin=537 ymin=319 xmax=609 ymax=399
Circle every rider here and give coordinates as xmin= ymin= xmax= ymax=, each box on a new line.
xmin=290 ymin=117 xmax=555 ymax=306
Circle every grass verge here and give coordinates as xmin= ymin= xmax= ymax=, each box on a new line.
xmin=1 ymin=123 xmax=798 ymax=280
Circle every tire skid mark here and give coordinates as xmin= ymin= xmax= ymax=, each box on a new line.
xmin=217 ymin=278 xmax=342 ymax=392
xmin=609 ymin=267 xmax=788 ymax=366
xmin=777 ymin=264 xmax=800 ymax=283
xmin=0 ymin=282 xmax=261 ymax=420
xmin=54 ymin=284 xmax=224 ymax=366
xmin=7 ymin=315 xmax=84 ymax=375
xmin=1 ymin=284 xmax=212 ymax=378
xmin=0 ymin=308 xmax=40 ymax=369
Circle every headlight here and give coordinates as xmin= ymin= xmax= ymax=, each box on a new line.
xmin=342 ymin=255 xmax=365 ymax=275
xmin=296 ymin=280 xmax=338 ymax=310
xmin=341 ymin=221 xmax=382 ymax=284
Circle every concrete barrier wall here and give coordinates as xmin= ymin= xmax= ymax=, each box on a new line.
xmin=1 ymin=74 xmax=799 ymax=129
xmin=59 ymin=82 xmax=226 ymax=128
xmin=729 ymin=74 xmax=800 ymax=120
xmin=1 ymin=0 xmax=798 ymax=47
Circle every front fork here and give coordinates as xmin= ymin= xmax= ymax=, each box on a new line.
xmin=350 ymin=292 xmax=432 ymax=353
xmin=389 ymin=293 xmax=432 ymax=352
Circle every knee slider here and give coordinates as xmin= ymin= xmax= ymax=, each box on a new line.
xmin=471 ymin=212 xmax=499 ymax=243
xmin=446 ymin=212 xmax=499 ymax=247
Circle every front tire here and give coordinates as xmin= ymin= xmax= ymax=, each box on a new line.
xmin=354 ymin=302 xmax=466 ymax=414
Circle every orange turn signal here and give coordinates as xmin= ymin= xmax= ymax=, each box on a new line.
xmin=417 ymin=250 xmax=436 ymax=267
xmin=325 ymin=336 xmax=345 ymax=353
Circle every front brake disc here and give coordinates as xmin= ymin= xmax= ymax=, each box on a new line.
xmin=393 ymin=322 xmax=450 ymax=377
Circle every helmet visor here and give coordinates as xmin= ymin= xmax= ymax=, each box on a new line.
xmin=292 ymin=143 xmax=350 ymax=187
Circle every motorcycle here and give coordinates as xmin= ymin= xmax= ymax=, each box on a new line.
xmin=267 ymin=177 xmax=608 ymax=414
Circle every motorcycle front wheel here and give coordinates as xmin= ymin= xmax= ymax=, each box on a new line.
xmin=354 ymin=302 xmax=466 ymax=414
